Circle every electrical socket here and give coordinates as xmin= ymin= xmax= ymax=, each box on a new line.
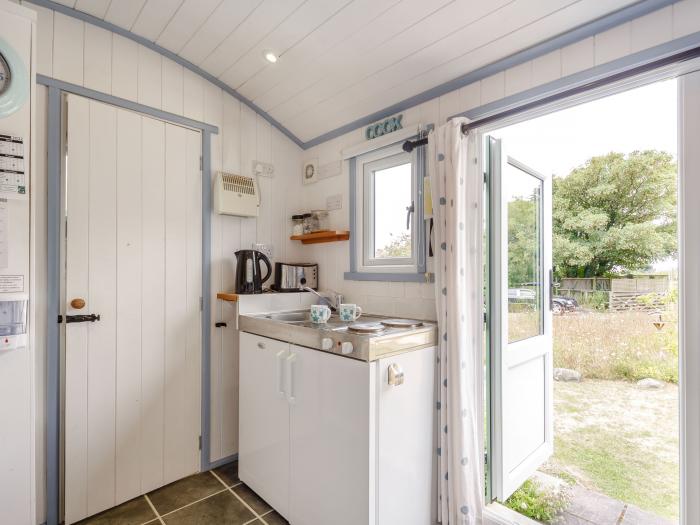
xmin=252 ymin=243 xmax=273 ymax=258
xmin=326 ymin=194 xmax=342 ymax=211
xmin=252 ymin=160 xmax=274 ymax=177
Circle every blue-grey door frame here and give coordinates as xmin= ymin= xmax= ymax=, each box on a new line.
xmin=40 ymin=75 xmax=218 ymax=525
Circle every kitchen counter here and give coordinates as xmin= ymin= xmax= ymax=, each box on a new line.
xmin=238 ymin=310 xmax=437 ymax=361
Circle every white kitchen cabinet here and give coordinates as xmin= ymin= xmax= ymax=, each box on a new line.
xmin=238 ymin=332 xmax=291 ymax=518
xmin=377 ymin=349 xmax=438 ymax=524
xmin=289 ymin=344 xmax=373 ymax=525
xmin=239 ymin=331 xmax=436 ymax=525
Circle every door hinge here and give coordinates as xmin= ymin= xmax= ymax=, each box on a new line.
xmin=483 ymin=171 xmax=488 ymax=183
xmin=200 ymin=297 xmax=204 ymax=311
xmin=483 ymin=311 xmax=488 ymax=324
xmin=485 ymin=452 xmax=488 ymax=465
xmin=199 ymin=156 xmax=203 ymax=171
xmin=198 ymin=435 xmax=202 ymax=450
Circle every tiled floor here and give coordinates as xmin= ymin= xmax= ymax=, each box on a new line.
xmin=76 ymin=461 xmax=289 ymax=525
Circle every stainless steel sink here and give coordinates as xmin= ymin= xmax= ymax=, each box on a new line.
xmin=262 ymin=311 xmax=310 ymax=322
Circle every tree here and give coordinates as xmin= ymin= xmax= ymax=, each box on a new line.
xmin=376 ymin=232 xmax=411 ymax=258
xmin=553 ymin=150 xmax=676 ymax=278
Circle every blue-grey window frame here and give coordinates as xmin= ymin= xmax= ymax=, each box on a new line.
xmin=345 ymin=130 xmax=429 ymax=282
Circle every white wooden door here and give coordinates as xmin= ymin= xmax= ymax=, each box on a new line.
xmin=289 ymin=345 xmax=371 ymax=525
xmin=64 ymin=94 xmax=202 ymax=524
xmin=238 ymin=333 xmax=290 ymax=519
xmin=488 ymin=137 xmax=553 ymax=501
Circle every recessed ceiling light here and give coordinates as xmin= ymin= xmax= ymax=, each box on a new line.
xmin=263 ymin=51 xmax=278 ymax=64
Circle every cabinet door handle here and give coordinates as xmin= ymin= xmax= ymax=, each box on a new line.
xmin=275 ymin=351 xmax=286 ymax=397
xmin=286 ymin=353 xmax=297 ymax=404
xmin=388 ymin=363 xmax=404 ymax=386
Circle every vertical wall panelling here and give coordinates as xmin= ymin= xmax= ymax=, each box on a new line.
xmin=162 ymin=58 xmax=184 ymax=115
xmin=140 ymin=117 xmax=166 ymax=494
xmin=561 ymin=36 xmax=595 ymax=76
xmin=111 ymin=33 xmax=138 ymax=101
xmin=115 ymin=108 xmax=143 ymax=503
xmin=83 ymin=23 xmax=111 ymax=93
xmin=137 ymin=46 xmax=163 ymax=109
xmin=630 ymin=6 xmax=673 ymax=52
xmin=52 ymin=11 xmax=83 ymax=84
xmin=86 ymin=99 xmax=118 ymax=516
xmin=163 ymin=124 xmax=191 ymax=483
xmin=480 ymin=71 xmax=505 ymax=105
xmin=33 ymin=3 xmax=54 ymax=75
xmin=531 ymin=50 xmax=562 ymax=86
xmin=594 ymin=22 xmax=632 ymax=66
xmin=183 ymin=68 xmax=205 ymax=122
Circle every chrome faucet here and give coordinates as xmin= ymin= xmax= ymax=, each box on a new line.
xmin=301 ymin=286 xmax=342 ymax=312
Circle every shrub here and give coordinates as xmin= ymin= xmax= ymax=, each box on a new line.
xmin=505 ymin=479 xmax=568 ymax=523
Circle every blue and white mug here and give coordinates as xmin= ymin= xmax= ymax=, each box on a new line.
xmin=339 ymin=303 xmax=363 ymax=322
xmin=310 ymin=304 xmax=332 ymax=324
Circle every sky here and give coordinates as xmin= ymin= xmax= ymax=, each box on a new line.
xmin=491 ymin=79 xmax=677 ymax=178
xmin=491 ymin=78 xmax=678 ymax=271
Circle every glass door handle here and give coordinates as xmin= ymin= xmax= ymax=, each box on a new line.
xmin=406 ymin=202 xmax=415 ymax=229
xmin=549 ymin=269 xmax=554 ymax=311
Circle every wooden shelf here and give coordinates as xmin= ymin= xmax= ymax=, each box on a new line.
xmin=290 ymin=230 xmax=350 ymax=244
xmin=216 ymin=292 xmax=239 ymax=302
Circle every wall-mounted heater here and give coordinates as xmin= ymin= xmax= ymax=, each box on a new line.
xmin=214 ymin=171 xmax=260 ymax=217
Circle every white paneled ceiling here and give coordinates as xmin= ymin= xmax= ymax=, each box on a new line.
xmin=56 ymin=0 xmax=641 ymax=142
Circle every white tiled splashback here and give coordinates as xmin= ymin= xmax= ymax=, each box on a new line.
xmin=281 ymin=238 xmax=437 ymax=321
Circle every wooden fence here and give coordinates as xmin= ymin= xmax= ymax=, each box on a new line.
xmin=558 ymin=276 xmax=671 ymax=311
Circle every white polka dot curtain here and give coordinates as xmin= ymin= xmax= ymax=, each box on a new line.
xmin=428 ymin=118 xmax=484 ymax=524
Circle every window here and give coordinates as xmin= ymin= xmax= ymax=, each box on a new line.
xmin=346 ymin=139 xmax=426 ymax=281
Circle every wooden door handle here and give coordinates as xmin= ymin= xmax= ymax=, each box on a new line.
xmin=70 ymin=298 xmax=86 ymax=309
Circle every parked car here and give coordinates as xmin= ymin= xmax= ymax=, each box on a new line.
xmin=553 ymin=295 xmax=579 ymax=314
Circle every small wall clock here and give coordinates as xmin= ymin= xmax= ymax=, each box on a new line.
xmin=0 ymin=37 xmax=29 ymax=118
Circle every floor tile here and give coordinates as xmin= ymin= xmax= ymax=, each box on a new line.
xmin=261 ymin=510 xmax=289 ymax=525
xmin=214 ymin=461 xmax=239 ymax=486
xmin=162 ymin=491 xmax=255 ymax=525
xmin=148 ymin=472 xmax=225 ymax=515
xmin=75 ymin=496 xmax=155 ymax=525
xmin=233 ymin=484 xmax=272 ymax=515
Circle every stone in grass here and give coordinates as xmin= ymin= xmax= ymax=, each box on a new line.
xmin=636 ymin=378 xmax=665 ymax=390
xmin=554 ymin=368 xmax=582 ymax=382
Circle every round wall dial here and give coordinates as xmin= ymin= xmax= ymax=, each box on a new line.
xmin=0 ymin=52 xmax=10 ymax=96
xmin=0 ymin=38 xmax=28 ymax=118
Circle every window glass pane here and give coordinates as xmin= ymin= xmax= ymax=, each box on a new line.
xmin=373 ymin=162 xmax=412 ymax=259
xmin=506 ymin=162 xmax=543 ymax=343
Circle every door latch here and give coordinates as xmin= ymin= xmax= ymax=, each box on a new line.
xmin=62 ymin=314 xmax=101 ymax=323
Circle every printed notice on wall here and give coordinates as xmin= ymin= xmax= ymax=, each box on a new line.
xmin=0 ymin=275 xmax=24 ymax=293
xmin=0 ymin=135 xmax=26 ymax=197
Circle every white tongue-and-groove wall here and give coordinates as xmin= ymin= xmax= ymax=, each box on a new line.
xmin=25 ymin=2 xmax=302 ymax=523
xmin=286 ymin=0 xmax=700 ymax=321
xmin=17 ymin=0 xmax=700 ymax=523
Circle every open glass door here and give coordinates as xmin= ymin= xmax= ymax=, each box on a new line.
xmin=487 ymin=136 xmax=553 ymax=501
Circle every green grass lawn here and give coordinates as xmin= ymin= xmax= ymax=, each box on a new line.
xmin=545 ymin=380 xmax=679 ymax=522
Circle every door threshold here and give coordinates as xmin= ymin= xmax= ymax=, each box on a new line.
xmin=484 ymin=502 xmax=542 ymax=525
